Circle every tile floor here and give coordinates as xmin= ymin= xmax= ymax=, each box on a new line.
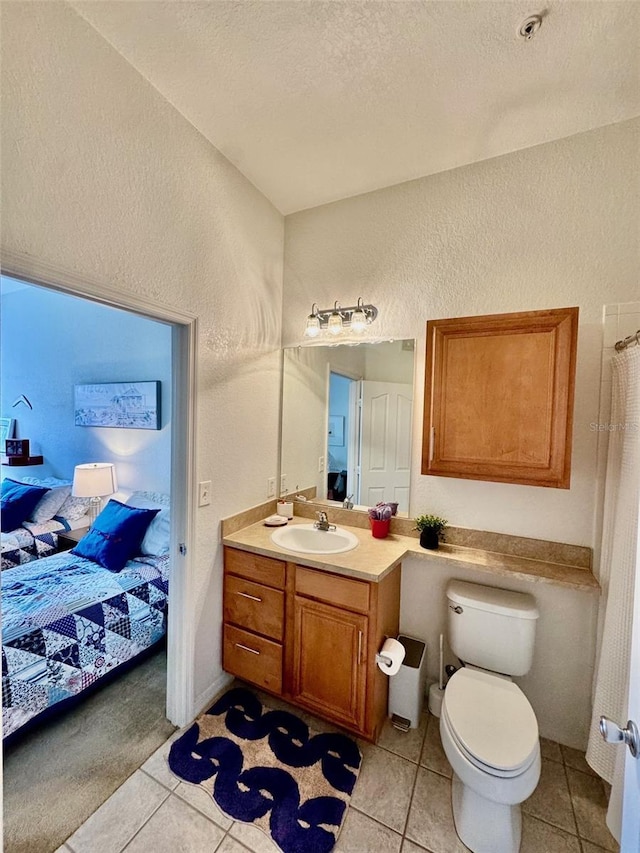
xmin=56 ymin=703 xmax=620 ymax=853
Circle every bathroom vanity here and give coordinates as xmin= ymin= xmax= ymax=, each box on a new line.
xmin=222 ymin=511 xmax=599 ymax=746
xmin=222 ymin=539 xmax=401 ymax=742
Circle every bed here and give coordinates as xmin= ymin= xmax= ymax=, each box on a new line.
xmin=1 ymin=476 xmax=92 ymax=571
xmin=1 ymin=490 xmax=170 ymax=741
xmin=1 ymin=516 xmax=91 ymax=570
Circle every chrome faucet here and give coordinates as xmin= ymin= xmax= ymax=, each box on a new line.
xmin=314 ymin=511 xmax=336 ymax=532
xmin=343 ymin=494 xmax=354 ymax=510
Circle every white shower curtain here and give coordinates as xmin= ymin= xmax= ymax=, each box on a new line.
xmin=586 ymin=345 xmax=640 ymax=785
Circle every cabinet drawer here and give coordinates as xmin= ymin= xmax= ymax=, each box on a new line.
xmin=224 ymin=547 xmax=285 ymax=589
xmin=223 ymin=624 xmax=282 ymax=694
xmin=224 ymin=575 xmax=284 ymax=641
xmin=295 ymin=566 xmax=370 ymax=614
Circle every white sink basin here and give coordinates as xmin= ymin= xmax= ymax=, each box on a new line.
xmin=270 ymin=523 xmax=359 ymax=555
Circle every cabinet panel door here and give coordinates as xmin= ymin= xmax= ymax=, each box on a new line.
xmin=422 ymin=307 xmax=578 ymax=488
xmin=292 ymin=597 xmax=367 ymax=731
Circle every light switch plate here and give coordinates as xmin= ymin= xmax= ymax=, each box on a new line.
xmin=198 ymin=480 xmax=212 ymax=507
xmin=267 ymin=477 xmax=276 ymax=497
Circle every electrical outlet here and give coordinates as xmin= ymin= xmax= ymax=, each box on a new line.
xmin=318 ymin=455 xmax=325 ymax=473
xmin=280 ymin=474 xmax=287 ymax=495
xmin=267 ymin=477 xmax=276 ymax=497
xmin=198 ymin=480 xmax=212 ymax=507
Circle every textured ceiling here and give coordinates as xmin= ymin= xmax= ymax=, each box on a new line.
xmin=71 ymin=1 xmax=640 ymax=214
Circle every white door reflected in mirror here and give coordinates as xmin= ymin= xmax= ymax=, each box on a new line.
xmin=281 ymin=340 xmax=415 ymax=517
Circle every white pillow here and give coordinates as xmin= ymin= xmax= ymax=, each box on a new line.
xmin=20 ymin=476 xmax=72 ymax=523
xmin=127 ymin=491 xmax=170 ymax=556
xmin=57 ymin=493 xmax=92 ymax=521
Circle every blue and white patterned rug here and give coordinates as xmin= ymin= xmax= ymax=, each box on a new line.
xmin=168 ymin=686 xmax=362 ymax=853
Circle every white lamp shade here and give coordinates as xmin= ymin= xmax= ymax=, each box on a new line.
xmin=72 ymin=463 xmax=118 ymax=498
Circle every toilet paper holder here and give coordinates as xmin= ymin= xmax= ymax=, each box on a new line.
xmin=375 ymin=635 xmax=394 ymax=668
xmin=376 ymin=651 xmax=393 ymax=667
xmin=375 ymin=636 xmax=406 ymax=675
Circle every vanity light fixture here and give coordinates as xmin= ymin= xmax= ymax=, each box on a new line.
xmin=304 ymin=304 xmax=321 ymax=338
xmin=303 ymin=298 xmax=378 ymax=339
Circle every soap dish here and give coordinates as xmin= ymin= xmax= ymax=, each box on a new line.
xmin=264 ymin=515 xmax=288 ymax=527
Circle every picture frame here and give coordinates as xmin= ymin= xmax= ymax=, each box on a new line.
xmin=74 ymin=381 xmax=161 ymax=430
xmin=328 ymin=415 xmax=345 ymax=446
xmin=0 ymin=418 xmax=16 ymax=449
xmin=5 ymin=438 xmax=29 ymax=457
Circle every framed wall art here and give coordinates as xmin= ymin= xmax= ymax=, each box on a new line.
xmin=74 ymin=382 xmax=161 ymax=430
xmin=0 ymin=418 xmax=16 ymax=449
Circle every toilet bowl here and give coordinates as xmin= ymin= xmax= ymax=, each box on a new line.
xmin=440 ymin=667 xmax=541 ymax=853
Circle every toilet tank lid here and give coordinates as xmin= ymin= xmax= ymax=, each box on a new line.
xmin=447 ymin=580 xmax=539 ymax=619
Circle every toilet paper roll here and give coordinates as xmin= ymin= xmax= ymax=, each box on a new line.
xmin=376 ymin=637 xmax=405 ymax=676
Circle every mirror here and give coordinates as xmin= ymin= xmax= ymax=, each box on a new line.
xmin=280 ymin=340 xmax=415 ymax=516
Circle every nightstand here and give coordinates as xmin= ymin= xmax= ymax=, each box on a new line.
xmin=57 ymin=527 xmax=90 ymax=553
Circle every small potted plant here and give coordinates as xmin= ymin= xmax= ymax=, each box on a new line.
xmin=415 ymin=514 xmax=448 ymax=550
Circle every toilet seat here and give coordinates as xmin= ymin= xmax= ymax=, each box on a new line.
xmin=443 ymin=668 xmax=538 ymax=776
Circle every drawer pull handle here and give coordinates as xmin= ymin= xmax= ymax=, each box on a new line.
xmin=237 ymin=591 xmax=262 ymax=602
xmin=235 ymin=642 xmax=260 ymax=655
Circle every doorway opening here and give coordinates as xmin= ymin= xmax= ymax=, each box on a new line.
xmin=0 ymin=256 xmax=196 ymax=848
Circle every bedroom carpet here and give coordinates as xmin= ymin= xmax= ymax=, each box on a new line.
xmin=3 ymin=645 xmax=176 ymax=853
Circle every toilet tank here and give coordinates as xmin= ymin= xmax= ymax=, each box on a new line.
xmin=447 ymin=580 xmax=539 ymax=676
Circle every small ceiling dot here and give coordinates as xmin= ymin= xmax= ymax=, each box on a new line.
xmin=518 ymin=14 xmax=543 ymax=40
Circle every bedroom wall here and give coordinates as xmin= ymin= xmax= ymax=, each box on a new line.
xmin=283 ymin=119 xmax=640 ymax=748
xmin=1 ymin=1 xmax=284 ymax=713
xmin=0 ymin=279 xmax=172 ymax=494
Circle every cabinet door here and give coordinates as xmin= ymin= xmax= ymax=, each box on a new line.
xmin=292 ymin=596 xmax=367 ymax=731
xmin=422 ymin=307 xmax=578 ymax=488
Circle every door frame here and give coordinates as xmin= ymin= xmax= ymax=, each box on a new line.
xmin=1 ymin=250 xmax=197 ymax=728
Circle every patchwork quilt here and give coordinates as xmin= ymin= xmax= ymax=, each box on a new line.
xmin=2 ymin=551 xmax=169 ymax=739
xmin=1 ymin=519 xmax=66 ymax=571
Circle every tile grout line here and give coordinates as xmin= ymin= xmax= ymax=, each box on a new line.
xmin=212 ymin=825 xmax=254 ymax=853
xmin=398 ymin=715 xmax=431 ymax=844
xmin=562 ymin=755 xmax=583 ymax=844
xmin=117 ymin=785 xmax=172 ymax=853
xmin=64 ymin=773 xmax=171 ymax=853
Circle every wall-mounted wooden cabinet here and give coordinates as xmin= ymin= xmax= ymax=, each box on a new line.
xmin=422 ymin=307 xmax=579 ymax=489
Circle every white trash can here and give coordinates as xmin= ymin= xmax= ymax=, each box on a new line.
xmin=388 ymin=634 xmax=428 ymax=730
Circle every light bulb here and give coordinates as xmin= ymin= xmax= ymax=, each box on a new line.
xmin=304 ymin=314 xmax=321 ymax=338
xmin=351 ymin=308 xmax=367 ymax=333
xmin=328 ymin=311 xmax=343 ymax=335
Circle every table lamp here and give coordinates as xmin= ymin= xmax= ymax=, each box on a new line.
xmin=72 ymin=462 xmax=118 ymax=526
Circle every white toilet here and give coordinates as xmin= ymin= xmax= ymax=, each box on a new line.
xmin=440 ymin=580 xmax=541 ymax=853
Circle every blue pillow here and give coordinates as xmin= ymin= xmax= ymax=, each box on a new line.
xmin=1 ymin=478 xmax=49 ymax=532
xmin=71 ymin=499 xmax=160 ymax=572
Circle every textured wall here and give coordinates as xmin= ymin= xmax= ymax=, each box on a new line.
xmin=283 ymin=121 xmax=639 ymax=747
xmin=1 ymin=1 xmax=284 ymax=708
xmin=284 ymin=118 xmax=640 ymax=547
xmin=1 ymin=281 xmax=172 ymax=492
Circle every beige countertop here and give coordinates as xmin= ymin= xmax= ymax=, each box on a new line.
xmin=222 ymin=517 xmax=600 ymax=591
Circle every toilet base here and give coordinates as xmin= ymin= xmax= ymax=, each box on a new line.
xmin=451 ymin=773 xmax=522 ymax=853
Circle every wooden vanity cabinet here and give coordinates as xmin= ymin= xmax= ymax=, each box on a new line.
xmin=222 ymin=546 xmax=401 ymax=742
